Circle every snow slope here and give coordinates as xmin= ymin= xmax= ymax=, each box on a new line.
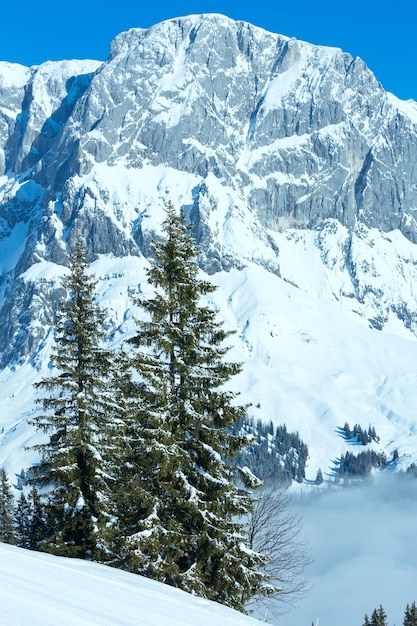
xmin=0 ymin=543 xmax=261 ymax=626
xmin=2 ymin=249 xmax=417 ymax=481
xmin=1 ymin=14 xmax=417 ymax=479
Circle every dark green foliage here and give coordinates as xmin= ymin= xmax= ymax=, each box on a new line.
xmin=339 ymin=450 xmax=387 ymax=477
xmin=112 ymin=203 xmax=271 ymax=611
xmin=343 ymin=421 xmax=351 ymax=440
xmin=27 ymin=486 xmax=47 ymax=550
xmin=0 ymin=467 xmax=15 ymax=544
xmin=27 ymin=243 xmax=116 ymax=560
xmin=371 ymin=604 xmax=388 ymax=626
xmin=14 ymin=492 xmax=31 ymax=548
xmin=404 ymin=601 xmax=417 ymax=626
xmin=370 ymin=605 xmax=388 ymax=625
xmin=341 ymin=422 xmax=379 ymax=445
xmin=231 ymin=417 xmax=309 ymax=485
xmin=363 ymin=601 xmax=417 ymax=626
xmin=362 ymin=605 xmax=388 ymax=626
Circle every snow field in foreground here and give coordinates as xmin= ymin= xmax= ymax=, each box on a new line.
xmin=0 ymin=543 xmax=261 ymax=626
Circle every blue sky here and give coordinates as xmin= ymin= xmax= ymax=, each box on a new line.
xmin=0 ymin=0 xmax=416 ymax=101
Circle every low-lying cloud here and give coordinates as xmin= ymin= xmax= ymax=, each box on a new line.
xmin=283 ymin=475 xmax=417 ymax=626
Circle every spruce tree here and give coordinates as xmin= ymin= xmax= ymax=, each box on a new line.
xmin=370 ymin=605 xmax=388 ymax=626
xmin=27 ymin=486 xmax=47 ymax=550
xmin=114 ymin=202 xmax=271 ymax=611
xmin=404 ymin=601 xmax=417 ymax=626
xmin=14 ymin=491 xmax=31 ymax=548
xmin=0 ymin=467 xmax=15 ymax=544
xmin=27 ymin=242 xmax=116 ymax=560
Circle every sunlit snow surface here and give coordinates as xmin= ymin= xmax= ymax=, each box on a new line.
xmin=2 ymin=251 xmax=417 ymax=478
xmin=1 ymin=31 xmax=417 ymax=625
xmin=0 ymin=543 xmax=261 ymax=626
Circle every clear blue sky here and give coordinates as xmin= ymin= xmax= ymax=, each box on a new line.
xmin=0 ymin=0 xmax=416 ymax=101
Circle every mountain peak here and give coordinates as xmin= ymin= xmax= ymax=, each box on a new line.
xmin=1 ymin=15 xmax=417 ymax=477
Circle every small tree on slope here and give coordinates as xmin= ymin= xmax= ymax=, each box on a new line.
xmin=0 ymin=467 xmax=15 ymax=544
xmin=112 ymin=202 xmax=272 ymax=611
xmin=27 ymin=243 xmax=117 ymax=559
xmin=14 ymin=491 xmax=31 ymax=548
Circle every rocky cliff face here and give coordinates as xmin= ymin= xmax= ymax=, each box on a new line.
xmin=1 ymin=14 xmax=417 ymax=365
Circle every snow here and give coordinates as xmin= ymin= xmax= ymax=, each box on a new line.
xmin=2 ymin=213 xmax=417 ymax=623
xmin=4 ymin=226 xmax=417 ymax=478
xmin=21 ymin=260 xmax=68 ymax=284
xmin=0 ymin=61 xmax=31 ymax=88
xmin=387 ymin=91 xmax=417 ymax=123
xmin=1 ymin=16 xmax=417 ymax=623
xmin=0 ymin=543 xmax=261 ymax=626
xmin=0 ymin=222 xmax=28 ymax=277
xmin=83 ymin=163 xmax=201 ymax=236
xmin=1 ymin=248 xmax=413 ymax=622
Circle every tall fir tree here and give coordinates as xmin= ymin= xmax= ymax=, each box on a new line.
xmin=0 ymin=467 xmax=15 ymax=544
xmin=113 ymin=202 xmax=272 ymax=611
xmin=27 ymin=243 xmax=116 ymax=560
xmin=404 ymin=601 xmax=417 ymax=626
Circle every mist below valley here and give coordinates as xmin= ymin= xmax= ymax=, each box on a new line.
xmin=283 ymin=475 xmax=417 ymax=626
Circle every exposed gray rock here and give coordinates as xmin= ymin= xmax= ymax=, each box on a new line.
xmin=1 ymin=14 xmax=417 ymax=364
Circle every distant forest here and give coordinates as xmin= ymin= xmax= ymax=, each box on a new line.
xmin=230 ymin=417 xmax=309 ymax=485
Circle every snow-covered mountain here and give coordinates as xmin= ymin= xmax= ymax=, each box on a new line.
xmin=1 ymin=13 xmax=417 ymax=480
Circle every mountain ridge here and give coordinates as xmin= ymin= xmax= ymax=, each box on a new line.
xmin=1 ymin=14 xmax=417 ymax=480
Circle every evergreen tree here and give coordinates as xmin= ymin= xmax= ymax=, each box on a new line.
xmin=370 ymin=605 xmax=388 ymax=626
xmin=404 ymin=601 xmax=417 ymax=626
xmin=27 ymin=243 xmax=116 ymax=560
xmin=0 ymin=467 xmax=15 ymax=544
xmin=27 ymin=486 xmax=47 ymax=550
xmin=315 ymin=468 xmax=323 ymax=485
xmin=113 ymin=202 xmax=271 ymax=611
xmin=14 ymin=491 xmax=31 ymax=548
xmin=343 ymin=421 xmax=351 ymax=440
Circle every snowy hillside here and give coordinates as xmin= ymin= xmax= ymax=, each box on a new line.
xmin=1 ymin=14 xmax=417 ymax=626
xmin=1 ymin=248 xmax=417 ymax=484
xmin=1 ymin=14 xmax=417 ymax=487
xmin=0 ymin=543 xmax=261 ymax=625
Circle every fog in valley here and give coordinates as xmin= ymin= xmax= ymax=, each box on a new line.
xmin=283 ymin=475 xmax=417 ymax=626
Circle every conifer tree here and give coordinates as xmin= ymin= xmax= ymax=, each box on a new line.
xmin=315 ymin=468 xmax=323 ymax=485
xmin=27 ymin=486 xmax=47 ymax=550
xmin=370 ymin=605 xmax=388 ymax=626
xmin=404 ymin=601 xmax=417 ymax=626
xmin=0 ymin=467 xmax=15 ymax=544
xmin=27 ymin=243 xmax=116 ymax=560
xmin=14 ymin=491 xmax=31 ymax=548
xmin=114 ymin=202 xmax=271 ymax=611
